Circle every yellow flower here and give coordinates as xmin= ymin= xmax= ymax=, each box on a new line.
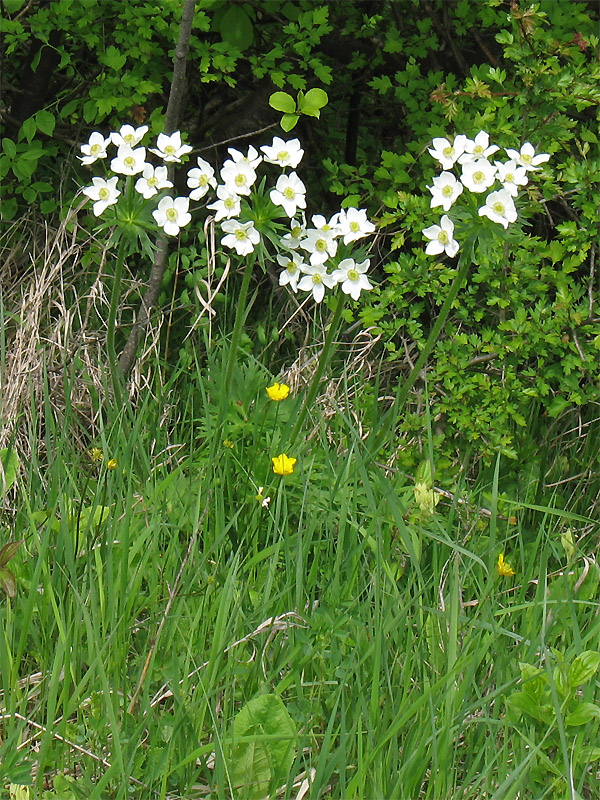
xmin=497 ymin=553 xmax=516 ymax=577
xmin=223 ymin=439 xmax=235 ymax=449
xmin=89 ymin=447 xmax=103 ymax=462
xmin=266 ymin=382 xmax=290 ymax=401
xmin=106 ymin=458 xmax=118 ymax=470
xmin=272 ymin=453 xmax=297 ymax=475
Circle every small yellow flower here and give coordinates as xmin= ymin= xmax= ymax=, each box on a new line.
xmin=106 ymin=458 xmax=118 ymax=470
xmin=89 ymin=447 xmax=103 ymax=462
xmin=266 ymin=382 xmax=290 ymax=401
xmin=272 ymin=453 xmax=297 ymax=475
xmin=223 ymin=439 xmax=235 ymax=449
xmin=497 ymin=553 xmax=516 ymax=577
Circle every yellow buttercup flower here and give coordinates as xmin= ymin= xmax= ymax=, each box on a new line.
xmin=272 ymin=453 xmax=297 ymax=476
xmin=266 ymin=382 xmax=290 ymax=401
xmin=89 ymin=447 xmax=103 ymax=462
xmin=497 ymin=553 xmax=516 ymax=577
xmin=107 ymin=458 xmax=118 ymax=470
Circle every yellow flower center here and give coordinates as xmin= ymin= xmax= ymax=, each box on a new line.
xmin=224 ymin=197 xmax=235 ymax=209
xmin=315 ymin=238 xmax=327 ymax=252
xmin=147 ymin=176 xmax=157 ymax=186
xmin=283 ymin=187 xmax=295 ymax=199
xmin=521 ymin=153 xmax=532 ymax=164
xmin=235 ymin=174 xmax=247 ymax=186
xmin=124 ymin=134 xmax=135 ymax=145
xmin=350 ymin=221 xmax=360 ymax=232
xmin=473 ymin=144 xmax=484 ymax=155
xmin=312 ymin=273 xmax=323 ymax=285
xmin=235 ymin=229 xmax=248 ymax=240
xmin=166 ymin=208 xmax=178 ymax=221
xmin=443 ymin=146 xmax=453 ymax=158
xmin=90 ymin=143 xmax=101 ymax=155
xmin=291 ymin=226 xmax=301 ymax=238
xmin=165 ymin=145 xmax=176 ymax=156
xmin=99 ymin=187 xmax=109 ymax=200
xmin=347 ymin=269 xmax=359 ymax=281
xmin=474 ymin=170 xmax=484 ymax=183
xmin=442 ymin=185 xmax=453 ymax=197
xmin=438 ymin=231 xmax=449 ymax=244
xmin=277 ymin=150 xmax=289 ymax=162
xmin=124 ymin=155 xmax=135 ymax=167
xmin=493 ymin=202 xmax=505 ymax=215
xmin=505 ymin=172 xmax=514 ymax=182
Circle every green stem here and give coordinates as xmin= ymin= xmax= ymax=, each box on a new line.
xmin=286 ymin=291 xmax=346 ymax=448
xmin=107 ymin=237 xmax=127 ymax=407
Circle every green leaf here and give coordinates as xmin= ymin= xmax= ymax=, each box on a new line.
xmin=506 ymin=690 xmax=553 ymax=722
xmin=565 ymin=702 xmax=600 ymax=726
xmin=19 ymin=116 xmax=37 ymax=144
xmin=101 ymin=45 xmax=126 ymax=71
xmin=568 ymin=650 xmax=600 ymax=688
xmin=219 ymin=5 xmax=254 ymax=51
xmin=230 ymin=694 xmax=297 ymax=800
xmin=298 ymin=87 xmax=328 ymax=118
xmin=35 ymin=110 xmax=55 ymax=137
xmin=280 ymin=113 xmax=299 ymax=132
xmin=575 ymin=746 xmax=600 ymax=763
xmin=0 ymin=448 xmax=19 ymax=496
xmin=269 ymin=91 xmax=296 ymax=114
xmin=2 ymin=138 xmax=17 ymax=159
xmin=0 ymin=540 xmax=23 ymax=569
xmin=0 ymin=568 xmax=17 ymax=598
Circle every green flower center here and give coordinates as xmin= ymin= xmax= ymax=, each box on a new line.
xmin=443 ymin=146 xmax=453 ymax=158
xmin=166 ymin=208 xmax=178 ymax=221
xmin=283 ymin=187 xmax=295 ymax=199
xmin=521 ymin=153 xmax=532 ymax=164
xmin=124 ymin=134 xmax=135 ymax=145
xmin=347 ymin=269 xmax=359 ymax=281
xmin=315 ymin=238 xmax=327 ymax=252
xmin=442 ymin=185 xmax=453 ymax=197
xmin=90 ymin=143 xmax=101 ymax=155
xmin=350 ymin=221 xmax=360 ymax=232
xmin=224 ymin=198 xmax=235 ymax=209
xmin=235 ymin=174 xmax=247 ymax=186
xmin=473 ymin=145 xmax=484 ymax=155
xmin=98 ymin=187 xmax=109 ymax=200
xmin=277 ymin=150 xmax=289 ymax=162
xmin=147 ymin=176 xmax=157 ymax=187
xmin=493 ymin=202 xmax=505 ymax=215
xmin=291 ymin=226 xmax=301 ymax=238
xmin=124 ymin=156 xmax=135 ymax=167
xmin=312 ymin=273 xmax=323 ymax=284
xmin=505 ymin=173 xmax=514 ymax=182
xmin=438 ymin=231 xmax=449 ymax=244
xmin=164 ymin=145 xmax=176 ymax=156
xmin=235 ymin=229 xmax=248 ymax=241
xmin=199 ymin=175 xmax=208 ymax=185
xmin=474 ymin=171 xmax=484 ymax=183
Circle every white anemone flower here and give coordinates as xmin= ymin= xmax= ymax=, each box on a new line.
xmin=187 ymin=157 xmax=217 ymax=200
xmin=207 ymin=186 xmax=241 ymax=221
xmin=270 ymin=172 xmax=307 ymax=217
xmin=152 ymin=196 xmax=192 ymax=236
xmin=221 ymin=219 xmax=260 ymax=256
xmin=280 ymin=214 xmax=307 ymax=250
xmin=260 ymin=137 xmax=304 ymax=168
xmin=428 ymin=135 xmax=468 ymax=169
xmin=79 ymin=131 xmax=111 ymax=165
xmin=494 ymin=160 xmax=528 ymax=197
xmin=277 ymin=252 xmax=306 ymax=293
xmin=310 ymin=213 xmax=341 ymax=237
xmin=428 ymin=172 xmax=464 ymax=211
xmin=457 ymin=131 xmax=499 ymax=164
xmin=300 ymin=227 xmax=338 ymax=266
xmin=460 ymin=159 xmax=497 ymax=193
xmin=331 ymin=258 xmax=373 ymax=300
xmin=220 ymin=159 xmax=257 ymax=196
xmin=150 ymin=131 xmax=192 ymax=163
xmin=227 ymin=145 xmax=262 ymax=170
xmin=422 ymin=215 xmax=460 ymax=257
xmin=504 ymin=142 xmax=550 ymax=171
xmin=110 ymin=124 xmax=148 ymax=148
xmin=337 ymin=208 xmax=375 ymax=244
xmin=297 ymin=264 xmax=337 ymax=303
xmin=478 ymin=189 xmax=518 ymax=229
xmin=111 ymin=144 xmax=147 ymax=176
xmin=135 ymin=164 xmax=173 ymax=198
xmin=82 ymin=176 xmax=120 ymax=215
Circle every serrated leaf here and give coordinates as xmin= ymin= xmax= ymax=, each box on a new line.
xmin=0 ymin=540 xmax=23 ymax=568
xmin=280 ymin=113 xmax=299 ymax=132
xmin=0 ymin=449 xmax=19 ymax=496
xmin=219 ymin=5 xmax=254 ymax=51
xmin=565 ymin=702 xmax=600 ymax=726
xmin=269 ymin=92 xmax=296 ymax=114
xmin=568 ymin=650 xmax=600 ymax=688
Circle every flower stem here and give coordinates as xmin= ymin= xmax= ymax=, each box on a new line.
xmin=286 ymin=291 xmax=346 ymax=447
xmin=107 ymin=237 xmax=126 ymax=407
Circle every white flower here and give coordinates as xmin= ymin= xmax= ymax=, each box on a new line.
xmin=478 ymin=189 xmax=518 ymax=229
xmin=457 ymin=131 xmax=499 ymax=164
xmin=300 ymin=227 xmax=338 ymax=266
xmin=494 ymin=160 xmax=529 ymax=197
xmin=277 ymin=252 xmax=305 ymax=293
xmin=220 ymin=159 xmax=257 ymax=196
xmin=297 ymin=264 xmax=337 ymax=303
xmin=207 ymin=186 xmax=241 ymax=221
xmin=135 ymin=164 xmax=173 ymax=198
xmin=428 ymin=171 xmax=464 ymax=211
xmin=504 ymin=142 xmax=550 ymax=171
xmin=270 ymin=172 xmax=307 ymax=217
xmin=227 ymin=145 xmax=262 ymax=170
xmin=460 ymin=159 xmax=497 ymax=193
xmin=428 ymin=134 xmax=467 ymax=169
xmin=260 ymin=137 xmax=304 ymax=168
xmin=331 ymin=258 xmax=373 ymax=300
xmin=150 ymin=131 xmax=192 ymax=163
xmin=221 ymin=219 xmax=260 ymax=256
xmin=110 ymin=124 xmax=148 ymax=148
xmin=187 ymin=157 xmax=217 ymax=200
xmin=82 ymin=176 xmax=120 ymax=215
xmin=152 ymin=196 xmax=192 ymax=236
xmin=337 ymin=208 xmax=375 ymax=244
xmin=280 ymin=214 xmax=307 ymax=250
xmin=255 ymin=487 xmax=271 ymax=508
xmin=422 ymin=214 xmax=460 ymax=257
xmin=310 ymin=213 xmax=341 ymax=236
xmin=111 ymin=144 xmax=147 ymax=176
xmin=79 ymin=131 xmax=111 ymax=165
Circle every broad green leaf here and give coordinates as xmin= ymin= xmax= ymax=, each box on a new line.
xmin=2 ymin=138 xmax=17 ymax=159
xmin=18 ymin=117 xmax=37 ymax=144
xmin=0 ymin=541 xmax=23 ymax=568
xmin=219 ymin=5 xmax=254 ymax=51
xmin=0 ymin=449 xmax=19 ymax=496
xmin=575 ymin=746 xmax=600 ymax=763
xmin=565 ymin=702 xmax=600 ymax=726
xmin=280 ymin=113 xmax=299 ymax=132
xmin=298 ymin=87 xmax=328 ymax=118
xmin=269 ymin=91 xmax=296 ymax=114
xmin=506 ymin=690 xmax=553 ymax=723
xmin=230 ymin=694 xmax=297 ymax=800
xmin=568 ymin=650 xmax=600 ymax=688
xmin=35 ymin=110 xmax=55 ymax=137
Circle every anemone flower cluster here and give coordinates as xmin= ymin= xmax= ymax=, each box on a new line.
xmin=79 ymin=126 xmax=377 ymax=303
xmin=423 ymin=131 xmax=550 ymax=257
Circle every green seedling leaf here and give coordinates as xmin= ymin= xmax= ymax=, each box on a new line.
xmin=565 ymin=702 xmax=600 ymax=726
xmin=568 ymin=650 xmax=600 ymax=688
xmin=0 ymin=448 xmax=19 ymax=496
xmin=230 ymin=694 xmax=297 ymax=800
xmin=297 ymin=87 xmax=328 ymax=118
xmin=280 ymin=113 xmax=299 ymax=132
xmin=219 ymin=5 xmax=254 ymax=50
xmin=0 ymin=540 xmax=23 ymax=568
xmin=269 ymin=92 xmax=296 ymax=114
